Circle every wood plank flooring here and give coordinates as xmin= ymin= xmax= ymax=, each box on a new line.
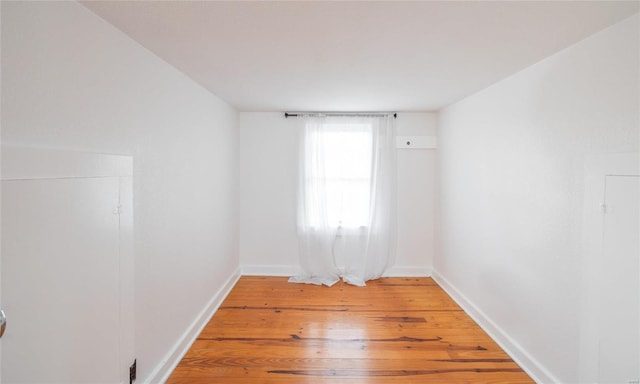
xmin=167 ymin=276 xmax=533 ymax=383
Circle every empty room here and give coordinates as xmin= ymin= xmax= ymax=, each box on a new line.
xmin=1 ymin=1 xmax=638 ymax=383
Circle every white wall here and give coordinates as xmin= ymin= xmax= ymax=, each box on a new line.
xmin=239 ymin=112 xmax=435 ymax=276
xmin=396 ymin=113 xmax=437 ymax=274
xmin=436 ymin=14 xmax=639 ymax=383
xmin=238 ymin=113 xmax=300 ymax=274
xmin=1 ymin=2 xmax=239 ymax=382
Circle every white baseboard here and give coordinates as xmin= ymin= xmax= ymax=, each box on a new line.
xmin=241 ymin=264 xmax=431 ymax=278
xmin=383 ymin=265 xmax=431 ymax=277
xmin=241 ymin=264 xmax=299 ymax=276
xmin=431 ymin=270 xmax=557 ymax=384
xmin=144 ymin=267 xmax=241 ymax=384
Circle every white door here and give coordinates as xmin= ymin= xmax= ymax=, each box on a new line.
xmin=599 ymin=175 xmax=639 ymax=383
xmin=0 ymin=147 xmax=133 ymax=384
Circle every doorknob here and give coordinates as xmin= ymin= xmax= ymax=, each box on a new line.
xmin=0 ymin=309 xmax=6 ymax=338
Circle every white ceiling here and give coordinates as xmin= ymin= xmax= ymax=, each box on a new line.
xmin=82 ymin=1 xmax=638 ymax=112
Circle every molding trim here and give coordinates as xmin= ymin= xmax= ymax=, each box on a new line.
xmin=144 ymin=267 xmax=242 ymax=384
xmin=242 ymin=264 xmax=432 ymax=278
xmin=383 ymin=266 xmax=431 ymax=277
xmin=1 ymin=145 xmax=133 ymax=180
xmin=432 ymin=270 xmax=557 ymax=384
xmin=241 ymin=264 xmax=299 ymax=276
xmin=579 ymin=152 xmax=639 ymax=382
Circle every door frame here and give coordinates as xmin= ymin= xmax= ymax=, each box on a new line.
xmin=0 ymin=146 xmax=134 ymax=384
xmin=579 ymin=152 xmax=639 ymax=383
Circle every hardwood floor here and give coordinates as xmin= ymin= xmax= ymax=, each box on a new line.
xmin=167 ymin=276 xmax=533 ymax=383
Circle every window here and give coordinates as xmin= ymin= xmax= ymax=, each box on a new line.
xmin=294 ymin=114 xmax=396 ymax=286
xmin=304 ymin=122 xmax=373 ymax=228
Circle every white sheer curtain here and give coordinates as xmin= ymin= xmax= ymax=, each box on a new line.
xmin=289 ymin=115 xmax=397 ymax=287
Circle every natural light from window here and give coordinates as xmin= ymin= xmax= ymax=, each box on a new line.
xmin=306 ymin=123 xmax=372 ymax=228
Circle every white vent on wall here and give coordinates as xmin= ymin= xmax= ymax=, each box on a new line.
xmin=396 ymin=136 xmax=437 ymax=149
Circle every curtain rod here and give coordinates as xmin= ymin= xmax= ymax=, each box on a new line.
xmin=284 ymin=112 xmax=397 ymax=119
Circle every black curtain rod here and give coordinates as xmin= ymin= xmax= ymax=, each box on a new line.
xmin=285 ymin=112 xmax=397 ymax=119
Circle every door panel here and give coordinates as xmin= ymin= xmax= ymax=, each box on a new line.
xmin=599 ymin=175 xmax=639 ymax=383
xmin=1 ymin=177 xmax=122 ymax=383
xmin=118 ymin=176 xmax=135 ymax=381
